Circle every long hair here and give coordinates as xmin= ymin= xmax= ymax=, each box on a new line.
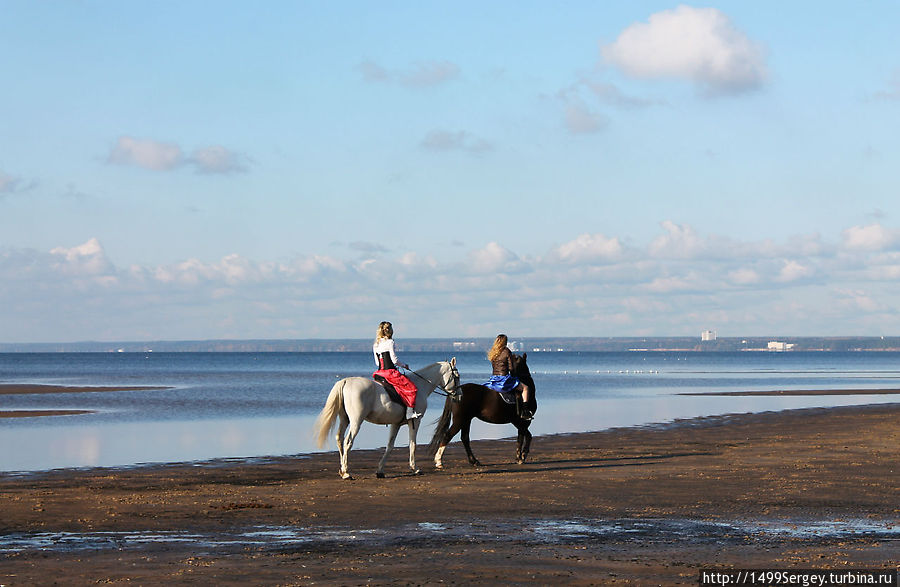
xmin=375 ymin=321 xmax=393 ymax=343
xmin=487 ymin=334 xmax=508 ymax=362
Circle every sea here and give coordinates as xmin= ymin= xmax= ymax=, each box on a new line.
xmin=1 ymin=351 xmax=899 ymax=474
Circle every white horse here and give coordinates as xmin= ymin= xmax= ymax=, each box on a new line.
xmin=313 ymin=358 xmax=459 ymax=479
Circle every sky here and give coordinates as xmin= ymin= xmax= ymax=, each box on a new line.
xmin=2 ymin=1 xmax=899 ymax=343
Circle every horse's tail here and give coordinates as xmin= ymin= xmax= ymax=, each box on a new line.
xmin=428 ymin=394 xmax=454 ymax=456
xmin=313 ymin=379 xmax=346 ymax=448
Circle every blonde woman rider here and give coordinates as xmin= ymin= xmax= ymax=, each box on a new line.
xmin=372 ymin=321 xmax=421 ymax=420
xmin=484 ymin=334 xmax=533 ymax=420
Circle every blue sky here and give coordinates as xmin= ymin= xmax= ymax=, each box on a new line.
xmin=2 ymin=1 xmax=899 ymax=342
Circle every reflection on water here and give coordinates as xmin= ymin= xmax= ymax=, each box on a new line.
xmin=2 ymin=351 xmax=900 ymax=473
xmin=2 ymin=393 xmax=897 ymax=473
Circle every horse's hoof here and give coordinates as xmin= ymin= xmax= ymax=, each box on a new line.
xmin=434 ymin=463 xmax=443 ymax=470
xmin=410 ymin=469 xmax=421 ymax=476
xmin=341 ymin=472 xmax=353 ymax=480
xmin=376 ymin=471 xmax=385 ymax=479
xmin=470 ymin=460 xmax=482 ymax=467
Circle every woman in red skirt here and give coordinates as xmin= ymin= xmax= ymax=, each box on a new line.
xmin=372 ymin=321 xmax=421 ymax=420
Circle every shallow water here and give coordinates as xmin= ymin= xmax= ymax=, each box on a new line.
xmin=1 ymin=517 xmax=896 ymax=554
xmin=1 ymin=351 xmax=899 ymax=473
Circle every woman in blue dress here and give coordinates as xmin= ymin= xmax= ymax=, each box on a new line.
xmin=484 ymin=334 xmax=533 ymax=420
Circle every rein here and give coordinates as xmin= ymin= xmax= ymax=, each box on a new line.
xmin=406 ymin=366 xmax=460 ymax=398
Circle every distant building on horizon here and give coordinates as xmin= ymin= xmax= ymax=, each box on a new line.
xmin=701 ymin=330 xmax=717 ymax=342
xmin=767 ymin=341 xmax=795 ymax=351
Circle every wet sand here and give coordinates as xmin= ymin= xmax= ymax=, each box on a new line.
xmin=0 ymin=385 xmax=171 ymax=419
xmin=0 ymin=410 xmax=93 ymax=419
xmin=681 ymin=389 xmax=900 ymax=396
xmin=0 ymin=384 xmax=171 ymax=395
xmin=1 ymin=403 xmax=898 ymax=585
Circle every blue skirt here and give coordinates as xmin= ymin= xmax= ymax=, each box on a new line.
xmin=484 ymin=374 xmax=520 ymax=393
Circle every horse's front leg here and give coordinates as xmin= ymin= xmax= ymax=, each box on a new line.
xmin=407 ymin=418 xmax=421 ymax=475
xmin=376 ymin=423 xmax=401 ymax=479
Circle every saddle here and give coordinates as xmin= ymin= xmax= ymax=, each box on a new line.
xmin=373 ymin=375 xmax=407 ymax=408
xmin=489 ymin=387 xmax=530 ymax=420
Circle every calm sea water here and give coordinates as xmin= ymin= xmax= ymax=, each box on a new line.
xmin=1 ymin=351 xmax=899 ymax=473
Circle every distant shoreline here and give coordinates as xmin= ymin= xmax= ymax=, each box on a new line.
xmin=4 ymin=335 xmax=900 ymax=353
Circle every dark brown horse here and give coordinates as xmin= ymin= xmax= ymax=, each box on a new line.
xmin=429 ymin=353 xmax=536 ymax=467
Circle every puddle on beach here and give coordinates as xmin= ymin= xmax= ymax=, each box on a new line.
xmin=2 ymin=518 xmax=896 ymax=555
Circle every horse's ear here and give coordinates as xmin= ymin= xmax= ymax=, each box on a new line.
xmin=522 ymin=352 xmax=527 ymax=360
xmin=450 ymin=357 xmax=456 ymax=367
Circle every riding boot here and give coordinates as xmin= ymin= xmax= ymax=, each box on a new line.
xmin=516 ymin=397 xmax=533 ymax=420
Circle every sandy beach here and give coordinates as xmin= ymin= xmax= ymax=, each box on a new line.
xmin=1 ymin=401 xmax=897 ymax=585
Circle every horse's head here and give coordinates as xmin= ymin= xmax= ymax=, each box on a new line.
xmin=512 ymin=352 xmax=535 ymax=395
xmin=441 ymin=357 xmax=460 ymax=396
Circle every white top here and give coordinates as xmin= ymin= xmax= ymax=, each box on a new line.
xmin=373 ymin=337 xmax=406 ymax=369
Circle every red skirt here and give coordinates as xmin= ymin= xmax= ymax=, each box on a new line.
xmin=373 ymin=368 xmax=417 ymax=408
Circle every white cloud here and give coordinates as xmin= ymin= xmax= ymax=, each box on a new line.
xmin=189 ymin=146 xmax=249 ymax=174
xmin=108 ymin=136 xmax=183 ymax=171
xmin=644 ymin=274 xmax=696 ymax=293
xmin=466 ymin=242 xmax=530 ymax=274
xmin=841 ymin=223 xmax=900 ymax=251
xmin=836 ymin=289 xmax=882 ymax=313
xmin=727 ymin=267 xmax=761 ymax=285
xmin=550 ymin=233 xmax=624 ymax=263
xmin=49 ymin=238 xmax=115 ymax=277
xmin=602 ymin=5 xmax=767 ymax=95
xmin=13 ymin=222 xmax=900 ymax=342
xmin=777 ymin=260 xmax=814 ymax=282
xmin=108 ymin=137 xmax=249 ymax=174
xmin=648 ymin=220 xmax=707 ymax=258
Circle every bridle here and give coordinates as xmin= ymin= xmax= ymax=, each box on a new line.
xmin=406 ymin=363 xmax=460 ymax=399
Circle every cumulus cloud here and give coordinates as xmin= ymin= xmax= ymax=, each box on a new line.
xmin=108 ymin=136 xmax=183 ymax=171
xmin=358 ymin=59 xmax=460 ymax=88
xmin=841 ymin=223 xmax=900 ymax=251
xmin=12 ymin=221 xmax=900 ymax=341
xmin=602 ymin=5 xmax=767 ymax=95
xmin=420 ymin=130 xmax=493 ymax=154
xmin=108 ymin=136 xmax=249 ymax=174
xmin=466 ymin=242 xmax=530 ymax=274
xmin=777 ymin=259 xmax=814 ymax=282
xmin=550 ymin=233 xmax=624 ymax=263
xmin=49 ymin=238 xmax=115 ymax=277
xmin=648 ymin=220 xmax=708 ymax=258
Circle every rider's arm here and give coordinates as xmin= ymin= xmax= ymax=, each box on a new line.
xmin=387 ymin=339 xmax=409 ymax=370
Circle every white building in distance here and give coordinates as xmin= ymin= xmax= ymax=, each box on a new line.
xmin=767 ymin=341 xmax=795 ymax=351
